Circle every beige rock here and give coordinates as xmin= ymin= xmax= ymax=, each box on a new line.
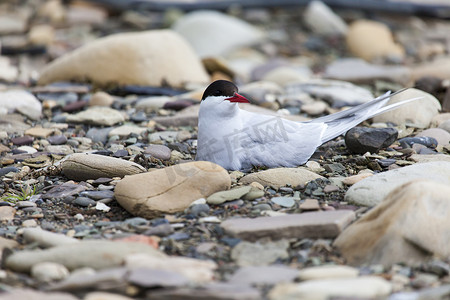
xmin=269 ymin=276 xmax=391 ymax=300
xmin=0 ymin=290 xmax=78 ymax=300
xmin=412 ymin=56 xmax=450 ymax=81
xmin=0 ymin=236 xmax=19 ymax=252
xmin=23 ymin=227 xmax=79 ymax=248
xmin=38 ymin=30 xmax=209 ymax=88
xmin=342 ymin=173 xmax=372 ymax=185
xmin=115 ymin=161 xmax=230 ymax=218
xmin=431 ymin=113 xmax=450 ymax=127
xmin=0 ymin=206 xmax=16 ymax=221
xmin=303 ymin=0 xmax=348 ymax=36
xmin=239 ymin=167 xmax=323 ymax=188
xmin=61 ymin=153 xmax=146 ymax=181
xmin=299 ymin=198 xmax=320 ymax=211
xmin=31 ymin=262 xmax=69 ymax=282
xmin=221 ymin=210 xmax=355 ymax=241
xmin=298 ymin=265 xmax=359 ymax=281
xmin=89 ymin=91 xmax=114 ymax=107
xmin=346 ymin=20 xmax=404 ymax=62
xmin=66 ymin=106 xmax=124 ymax=126
xmin=409 ymin=154 xmax=450 ymax=163
xmin=373 ymin=88 xmax=441 ymax=127
xmin=335 ymin=180 xmax=450 ymax=266
xmin=24 ymin=127 xmax=54 ymax=138
xmin=125 ymin=253 xmax=216 ymax=283
xmin=28 ymin=24 xmax=54 ymax=45
xmin=439 ymin=120 xmax=450 ymax=133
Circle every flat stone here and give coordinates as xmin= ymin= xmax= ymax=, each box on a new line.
xmin=229 ymin=265 xmax=298 ymax=285
xmin=148 ymin=282 xmax=260 ymax=300
xmin=345 ymin=161 xmax=450 ymax=206
xmin=23 ymin=227 xmax=79 ymax=248
xmin=0 ymin=90 xmax=42 ymax=120
xmin=38 ymin=30 xmax=209 ymax=88
xmin=5 ymin=240 xmax=165 ymax=273
xmin=24 ymin=127 xmax=55 ymax=138
xmin=239 ymin=168 xmax=323 ymax=189
xmin=297 ymin=265 xmax=359 ymax=281
xmin=43 ymin=182 xmax=87 ymax=199
xmin=324 ymin=58 xmax=411 ymax=85
xmin=336 ymin=180 xmax=450 ymax=266
xmin=115 ymin=161 xmax=231 ymax=218
xmin=0 ymin=290 xmax=78 ymax=300
xmin=128 ymin=267 xmax=189 ymax=287
xmin=299 ymin=198 xmax=320 ymax=211
xmin=271 ymin=197 xmax=295 ymax=208
xmin=231 ymin=240 xmax=289 ymax=266
xmin=207 ymin=186 xmax=252 ymax=205
xmin=66 ymin=107 xmax=125 ymax=126
xmin=268 ymin=276 xmax=391 ymax=300
xmin=61 ymin=153 xmax=146 ymax=181
xmin=409 ymin=154 xmax=450 ymax=163
xmin=221 ymin=210 xmax=355 ymax=241
xmin=108 ymin=125 xmax=147 ymax=138
xmin=125 ymin=253 xmax=216 ymax=283
xmin=342 ymin=173 xmax=373 ymax=185
xmin=47 ymin=135 xmax=67 ymax=145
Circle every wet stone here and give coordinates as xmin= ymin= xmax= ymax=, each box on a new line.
xmin=399 ymin=136 xmax=438 ymax=148
xmin=345 ymin=127 xmax=398 ymax=154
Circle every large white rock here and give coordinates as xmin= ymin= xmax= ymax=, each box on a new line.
xmin=38 ymin=30 xmax=209 ymax=88
xmin=336 ymin=180 xmax=450 ymax=266
xmin=373 ymin=88 xmax=441 ymax=127
xmin=345 ymin=161 xmax=450 ymax=206
xmin=0 ymin=90 xmax=42 ymax=119
xmin=172 ymin=10 xmax=264 ymax=58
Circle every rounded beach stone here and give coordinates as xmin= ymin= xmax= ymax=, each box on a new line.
xmin=38 ymin=30 xmax=209 ymax=88
xmin=115 ymin=161 xmax=231 ymax=218
xmin=61 ymin=153 xmax=146 ymax=181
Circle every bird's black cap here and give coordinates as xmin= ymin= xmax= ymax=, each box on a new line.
xmin=201 ymin=80 xmax=239 ymax=100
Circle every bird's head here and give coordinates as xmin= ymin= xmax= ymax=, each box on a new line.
xmin=200 ymin=80 xmax=250 ymax=111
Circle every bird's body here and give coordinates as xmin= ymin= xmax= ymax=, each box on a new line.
xmin=196 ymin=80 xmax=419 ymax=171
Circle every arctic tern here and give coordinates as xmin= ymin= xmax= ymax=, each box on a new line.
xmin=196 ymin=80 xmax=419 ymax=171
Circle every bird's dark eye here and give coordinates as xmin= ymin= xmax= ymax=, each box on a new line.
xmin=213 ymin=90 xmax=221 ymax=96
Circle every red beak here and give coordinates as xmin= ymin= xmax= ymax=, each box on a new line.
xmin=225 ymin=93 xmax=250 ymax=103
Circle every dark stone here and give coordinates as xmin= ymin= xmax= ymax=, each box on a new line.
xmin=11 ymin=136 xmax=34 ymax=145
xmin=0 ymin=166 xmax=19 ymax=176
xmin=188 ymin=204 xmax=210 ymax=217
xmin=323 ymin=163 xmax=346 ymax=174
xmin=399 ymin=136 xmax=438 ymax=149
xmin=113 ymin=149 xmax=129 ymax=157
xmin=163 ymin=100 xmax=195 ymax=111
xmin=345 ymin=127 xmax=398 ymax=154
xmin=92 ymin=177 xmax=113 ymax=185
xmin=378 ymin=159 xmax=396 ymax=168
xmin=43 ymin=182 xmax=87 ymax=199
xmin=62 ymin=100 xmax=88 ymax=112
xmin=73 ymin=196 xmax=96 ymax=207
xmin=168 ymin=142 xmax=189 ymax=153
xmin=47 ymin=135 xmax=67 ymax=145
xmin=144 ymin=223 xmax=174 ymax=237
xmin=128 ymin=268 xmax=189 ymax=288
xmin=167 ymin=232 xmax=190 ymax=241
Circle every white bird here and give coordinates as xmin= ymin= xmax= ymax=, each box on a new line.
xmin=196 ymin=80 xmax=419 ymax=171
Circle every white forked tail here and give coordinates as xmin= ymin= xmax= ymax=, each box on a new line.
xmin=306 ymin=88 xmax=423 ymax=143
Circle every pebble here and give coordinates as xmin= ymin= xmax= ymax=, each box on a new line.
xmin=299 ymin=199 xmax=320 ymax=211
xmin=229 ymin=265 xmax=299 ymax=285
xmin=22 ymin=227 xmax=79 ymax=248
xmin=47 ymin=134 xmax=68 ymax=145
xmin=0 ymin=206 xmax=16 ymax=221
xmin=66 ymin=107 xmax=125 ymax=126
xmin=398 ymin=136 xmax=438 ymax=148
xmin=239 ymin=168 xmax=323 ymax=189
xmin=74 ymin=197 xmax=96 ymax=207
xmin=298 ymin=265 xmax=359 ymax=280
xmin=271 ymin=197 xmax=295 ymax=208
xmin=416 ymin=128 xmax=450 ymax=146
xmin=144 ymin=144 xmax=172 ymax=160
xmin=207 ymin=186 xmax=252 ymax=205
xmin=303 ymin=0 xmax=347 ymax=35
